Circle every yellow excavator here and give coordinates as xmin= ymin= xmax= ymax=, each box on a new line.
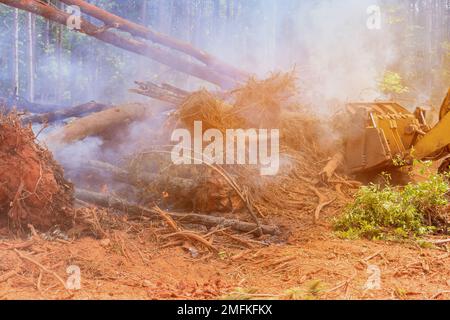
xmin=344 ymin=88 xmax=450 ymax=178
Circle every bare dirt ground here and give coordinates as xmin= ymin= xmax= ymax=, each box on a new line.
xmin=1 ymin=211 xmax=449 ymax=300
xmin=0 ymin=82 xmax=448 ymax=300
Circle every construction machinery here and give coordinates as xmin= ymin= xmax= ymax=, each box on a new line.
xmin=344 ymin=88 xmax=450 ymax=177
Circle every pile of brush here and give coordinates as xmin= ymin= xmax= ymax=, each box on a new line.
xmin=118 ymin=73 xmax=357 ymax=226
xmin=36 ymin=72 xmax=357 ymax=241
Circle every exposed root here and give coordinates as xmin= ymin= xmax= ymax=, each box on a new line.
xmin=0 ymin=112 xmax=74 ymax=231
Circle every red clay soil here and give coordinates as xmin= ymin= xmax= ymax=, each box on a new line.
xmin=0 ymin=212 xmax=448 ymax=300
xmin=0 ymin=113 xmax=73 ymax=231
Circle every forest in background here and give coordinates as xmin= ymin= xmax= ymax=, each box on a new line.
xmin=0 ymin=0 xmax=448 ymax=110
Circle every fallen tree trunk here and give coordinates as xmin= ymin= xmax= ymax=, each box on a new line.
xmin=84 ymin=160 xmax=130 ymax=182
xmin=130 ymin=81 xmax=189 ymax=105
xmin=75 ymin=189 xmax=280 ymax=236
xmin=59 ymin=0 xmax=249 ymax=82
xmin=21 ymin=101 xmax=111 ymax=124
xmin=0 ymin=0 xmax=237 ymax=89
xmin=46 ymin=103 xmax=151 ymax=144
xmin=0 ymin=96 xmax=65 ymax=113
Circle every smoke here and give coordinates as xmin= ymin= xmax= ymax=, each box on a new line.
xmin=39 ymin=1 xmax=403 ymax=159
xmin=199 ymin=0 xmax=401 ymax=112
xmin=5 ymin=0 xmax=443 ymax=183
xmin=51 ymin=136 xmax=104 ymax=169
xmin=294 ymin=0 xmax=399 ymax=109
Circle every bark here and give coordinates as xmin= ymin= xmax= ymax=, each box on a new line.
xmin=21 ymin=101 xmax=111 ymax=124
xmin=75 ymin=189 xmax=280 ymax=236
xmin=0 ymin=0 xmax=237 ymax=89
xmin=58 ymin=0 xmax=249 ymax=82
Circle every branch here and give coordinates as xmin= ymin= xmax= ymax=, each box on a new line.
xmin=21 ymin=101 xmax=111 ymax=124
xmin=0 ymin=0 xmax=237 ymax=89
xmin=75 ymin=189 xmax=280 ymax=236
xmin=130 ymin=81 xmax=189 ymax=105
xmin=58 ymin=0 xmax=249 ymax=82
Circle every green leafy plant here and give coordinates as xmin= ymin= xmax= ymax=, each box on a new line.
xmin=334 ymin=169 xmax=449 ymax=240
xmin=379 ymin=71 xmax=409 ymax=94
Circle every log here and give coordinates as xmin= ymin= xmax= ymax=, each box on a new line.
xmin=21 ymin=101 xmax=111 ymax=124
xmin=0 ymin=0 xmax=237 ymax=89
xmin=59 ymin=0 xmax=249 ymax=82
xmin=84 ymin=160 xmax=130 ymax=182
xmin=75 ymin=189 xmax=280 ymax=236
xmin=46 ymin=103 xmax=151 ymax=144
xmin=0 ymin=96 xmax=65 ymax=113
xmin=130 ymin=81 xmax=189 ymax=105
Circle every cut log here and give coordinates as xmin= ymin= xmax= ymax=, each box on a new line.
xmin=0 ymin=0 xmax=237 ymax=89
xmin=75 ymin=189 xmax=280 ymax=236
xmin=21 ymin=101 xmax=111 ymax=124
xmin=58 ymin=0 xmax=249 ymax=82
xmin=46 ymin=103 xmax=151 ymax=144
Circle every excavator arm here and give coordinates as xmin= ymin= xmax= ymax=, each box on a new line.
xmin=412 ymin=88 xmax=450 ymax=160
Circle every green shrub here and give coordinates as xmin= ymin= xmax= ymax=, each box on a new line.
xmin=334 ymin=171 xmax=449 ymax=240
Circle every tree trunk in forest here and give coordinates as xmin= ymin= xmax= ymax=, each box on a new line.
xmin=0 ymin=0 xmax=239 ymax=89
xmin=44 ymin=20 xmax=50 ymax=48
xmin=58 ymin=0 xmax=249 ymax=82
xmin=27 ymin=12 xmax=35 ymax=102
xmin=212 ymin=0 xmax=222 ymax=37
xmin=12 ymin=8 xmax=19 ymax=97
xmin=55 ymin=1 xmax=63 ymax=103
xmin=140 ymin=0 xmax=148 ymax=26
xmin=158 ymin=0 xmax=173 ymax=34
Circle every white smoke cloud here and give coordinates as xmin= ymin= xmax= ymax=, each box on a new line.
xmin=295 ymin=0 xmax=397 ymax=110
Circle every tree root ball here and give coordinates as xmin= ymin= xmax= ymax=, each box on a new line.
xmin=0 ymin=113 xmax=74 ymax=231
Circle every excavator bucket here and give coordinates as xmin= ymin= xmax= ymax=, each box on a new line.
xmin=344 ymin=88 xmax=450 ymax=174
xmin=344 ymin=101 xmax=426 ymax=174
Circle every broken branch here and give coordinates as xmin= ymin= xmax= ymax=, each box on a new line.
xmin=74 ymin=189 xmax=280 ymax=236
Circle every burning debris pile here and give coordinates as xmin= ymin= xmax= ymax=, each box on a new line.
xmin=127 ymin=74 xmax=356 ymax=221
xmin=59 ymin=73 xmax=358 ymax=239
xmin=0 ymin=112 xmax=73 ymax=231
xmin=1 ymin=73 xmax=359 ymax=247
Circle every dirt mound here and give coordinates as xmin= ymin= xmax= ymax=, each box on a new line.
xmin=0 ymin=112 xmax=74 ymax=231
